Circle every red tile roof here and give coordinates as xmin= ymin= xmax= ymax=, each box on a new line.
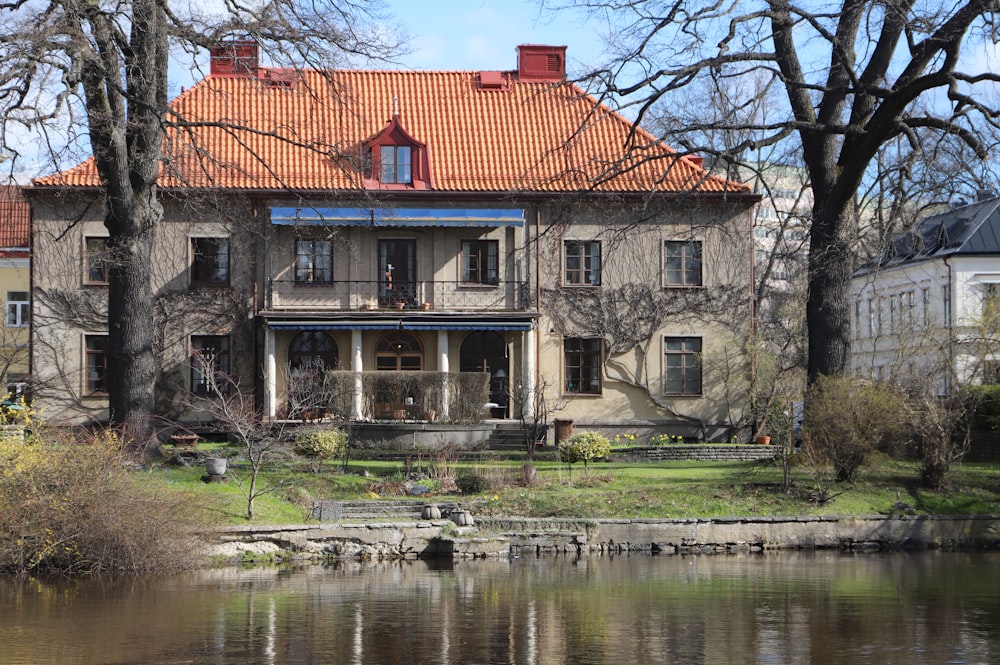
xmin=0 ymin=186 xmax=30 ymax=249
xmin=35 ymin=68 xmax=749 ymax=196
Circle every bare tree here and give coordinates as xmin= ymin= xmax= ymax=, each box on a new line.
xmin=0 ymin=0 xmax=401 ymax=451
xmin=545 ymin=0 xmax=1000 ymax=383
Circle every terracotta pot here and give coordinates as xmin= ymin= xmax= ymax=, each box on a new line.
xmin=394 ymin=301 xmax=405 ymax=310
xmin=421 ymin=302 xmax=431 ymax=310
xmin=754 ymin=435 xmax=771 ymax=445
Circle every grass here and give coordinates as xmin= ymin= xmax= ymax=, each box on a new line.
xmin=147 ymin=445 xmax=1000 ymax=525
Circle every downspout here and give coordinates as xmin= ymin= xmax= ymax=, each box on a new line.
xmin=535 ymin=208 xmax=542 ymax=411
xmin=944 ymin=255 xmax=954 ymax=392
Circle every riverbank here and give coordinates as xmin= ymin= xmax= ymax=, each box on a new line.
xmin=204 ymin=513 xmax=1000 ymax=563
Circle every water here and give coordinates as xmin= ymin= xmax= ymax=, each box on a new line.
xmin=1 ymin=551 xmax=998 ymax=665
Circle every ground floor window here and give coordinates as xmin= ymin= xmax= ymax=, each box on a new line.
xmin=664 ymin=336 xmax=701 ymax=395
xmin=191 ymin=335 xmax=231 ymax=394
xmin=564 ymin=337 xmax=602 ymax=394
xmin=85 ymin=335 xmax=109 ymax=395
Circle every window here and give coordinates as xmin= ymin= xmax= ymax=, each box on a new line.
xmin=867 ymin=298 xmax=875 ymax=337
xmin=664 ymin=241 xmax=702 ymax=287
xmin=664 ymin=337 xmax=702 ymax=395
xmin=943 ymin=285 xmax=952 ymax=327
xmin=6 ymin=292 xmax=28 ymax=328
xmin=922 ymin=287 xmax=931 ymax=327
xmin=85 ymin=237 xmax=110 ymax=284
xmin=191 ymin=335 xmax=230 ymax=395
xmin=854 ymin=301 xmax=861 ymax=339
xmin=379 ymin=145 xmax=412 ymax=184
xmin=295 ymin=239 xmax=332 ymax=284
xmin=191 ymin=238 xmax=229 ymax=285
xmin=461 ymin=240 xmax=499 ymax=284
xmin=85 ymin=335 xmax=108 ymax=395
xmin=563 ymin=337 xmax=602 ymax=394
xmin=564 ymin=241 xmax=601 ymax=286
xmin=983 ymin=284 xmax=1000 ymax=325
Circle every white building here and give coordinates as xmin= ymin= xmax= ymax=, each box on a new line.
xmin=851 ymin=196 xmax=1000 ymax=392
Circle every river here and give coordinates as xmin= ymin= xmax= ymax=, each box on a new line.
xmin=2 ymin=550 xmax=998 ymax=664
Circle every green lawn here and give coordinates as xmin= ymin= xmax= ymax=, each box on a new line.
xmin=147 ymin=447 xmax=1000 ymax=525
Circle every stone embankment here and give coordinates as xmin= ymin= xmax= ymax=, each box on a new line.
xmin=204 ymin=512 xmax=1000 ymax=563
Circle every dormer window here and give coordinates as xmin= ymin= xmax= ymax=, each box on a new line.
xmin=363 ymin=114 xmax=431 ymax=190
xmin=380 ymin=145 xmax=412 ymax=184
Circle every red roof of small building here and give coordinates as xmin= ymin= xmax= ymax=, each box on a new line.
xmin=35 ymin=56 xmax=749 ymax=197
xmin=0 ymin=186 xmax=30 ymax=251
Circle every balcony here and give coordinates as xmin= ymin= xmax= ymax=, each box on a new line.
xmin=266 ymin=279 xmax=531 ymax=312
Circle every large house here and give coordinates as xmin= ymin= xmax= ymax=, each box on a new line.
xmin=851 ymin=195 xmax=1000 ymax=393
xmin=28 ymin=42 xmax=758 ymax=440
xmin=0 ymin=185 xmax=30 ymax=398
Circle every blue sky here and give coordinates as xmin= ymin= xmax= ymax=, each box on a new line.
xmin=380 ymin=0 xmax=608 ymax=75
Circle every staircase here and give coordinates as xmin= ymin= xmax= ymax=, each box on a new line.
xmin=485 ymin=422 xmax=547 ymax=451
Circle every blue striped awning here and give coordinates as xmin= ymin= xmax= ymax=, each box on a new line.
xmin=271 ymin=207 xmax=524 ymax=227
xmin=266 ymin=320 xmax=532 ymax=332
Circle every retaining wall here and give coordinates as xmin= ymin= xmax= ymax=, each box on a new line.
xmin=206 ymin=514 xmax=1000 ymax=563
xmin=616 ymin=444 xmax=778 ymax=462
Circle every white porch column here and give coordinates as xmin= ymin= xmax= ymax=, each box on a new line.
xmin=264 ymin=327 xmax=277 ymax=419
xmin=351 ymin=329 xmax=364 ymax=420
xmin=437 ymin=330 xmax=450 ymax=420
xmin=522 ymin=326 xmax=536 ymax=419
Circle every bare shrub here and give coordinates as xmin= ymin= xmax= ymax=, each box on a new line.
xmin=906 ymin=388 xmax=973 ymax=491
xmin=803 ymin=376 xmax=908 ymax=482
xmin=0 ymin=429 xmax=199 ymax=574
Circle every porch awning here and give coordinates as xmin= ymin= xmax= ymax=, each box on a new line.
xmin=266 ymin=320 xmax=532 ymax=332
xmin=270 ymin=207 xmax=524 ymax=227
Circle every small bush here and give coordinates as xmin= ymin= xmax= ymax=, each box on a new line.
xmin=294 ymin=428 xmax=347 ymax=470
xmin=0 ymin=429 xmax=200 ymax=575
xmin=803 ymin=376 xmax=909 ymax=482
xmin=559 ymin=431 xmax=611 ymax=471
xmin=456 ymin=474 xmax=491 ymax=494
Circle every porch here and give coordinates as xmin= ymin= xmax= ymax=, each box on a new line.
xmin=266 ymin=278 xmax=531 ymax=312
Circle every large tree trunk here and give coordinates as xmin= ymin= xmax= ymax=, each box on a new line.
xmin=84 ymin=0 xmax=167 ymax=450
xmin=106 ymin=200 xmax=158 ymax=447
xmin=806 ymin=205 xmax=855 ymax=381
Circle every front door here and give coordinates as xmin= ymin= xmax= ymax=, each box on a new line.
xmin=379 ymin=239 xmax=416 ymax=308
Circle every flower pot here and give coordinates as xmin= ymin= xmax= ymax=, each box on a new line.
xmin=421 ymin=504 xmax=442 ymax=519
xmin=421 ymin=302 xmax=431 ymax=310
xmin=394 ymin=301 xmax=405 ymax=310
xmin=205 ymin=457 xmax=228 ymax=476
xmin=425 ymin=409 xmax=437 ymax=422
xmin=393 ymin=409 xmax=407 ymax=420
xmin=753 ymin=435 xmax=771 ymax=445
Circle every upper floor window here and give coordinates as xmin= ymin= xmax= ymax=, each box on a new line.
xmin=85 ymin=335 xmax=108 ymax=395
xmin=191 ymin=237 xmax=229 ymax=286
xmin=461 ymin=240 xmax=499 ymax=285
xmin=379 ymin=145 xmax=412 ymax=184
xmin=191 ymin=335 xmax=230 ymax=395
xmin=664 ymin=336 xmax=702 ymax=395
xmin=295 ymin=239 xmax=332 ymax=284
xmin=664 ymin=241 xmax=702 ymax=287
xmin=85 ymin=237 xmax=110 ymax=284
xmin=564 ymin=337 xmax=602 ymax=394
xmin=564 ymin=240 xmax=601 ymax=286
xmin=6 ymin=291 xmax=28 ymax=328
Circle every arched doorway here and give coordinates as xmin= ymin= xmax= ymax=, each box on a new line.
xmin=375 ymin=330 xmax=423 ymax=371
xmin=286 ymin=331 xmax=339 ymax=418
xmin=374 ymin=331 xmax=424 ymax=418
xmin=460 ymin=331 xmax=508 ymax=417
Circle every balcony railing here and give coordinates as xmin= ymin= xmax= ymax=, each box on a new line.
xmin=266 ymin=279 xmax=531 ymax=311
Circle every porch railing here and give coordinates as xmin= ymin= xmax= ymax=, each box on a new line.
xmin=266 ymin=279 xmax=530 ymax=311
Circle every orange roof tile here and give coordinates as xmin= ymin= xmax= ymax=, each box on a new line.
xmin=0 ymin=186 xmax=30 ymax=249
xmin=35 ymin=69 xmax=749 ymax=196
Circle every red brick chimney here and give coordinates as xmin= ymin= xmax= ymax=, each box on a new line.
xmin=516 ymin=44 xmax=567 ymax=82
xmin=210 ymin=39 xmax=259 ymax=77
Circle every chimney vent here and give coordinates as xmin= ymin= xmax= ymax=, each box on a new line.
xmin=210 ymin=39 xmax=259 ymax=77
xmin=516 ymin=44 xmax=567 ymax=82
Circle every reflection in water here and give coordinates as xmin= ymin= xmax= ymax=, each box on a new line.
xmin=1 ymin=552 xmax=998 ymax=664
